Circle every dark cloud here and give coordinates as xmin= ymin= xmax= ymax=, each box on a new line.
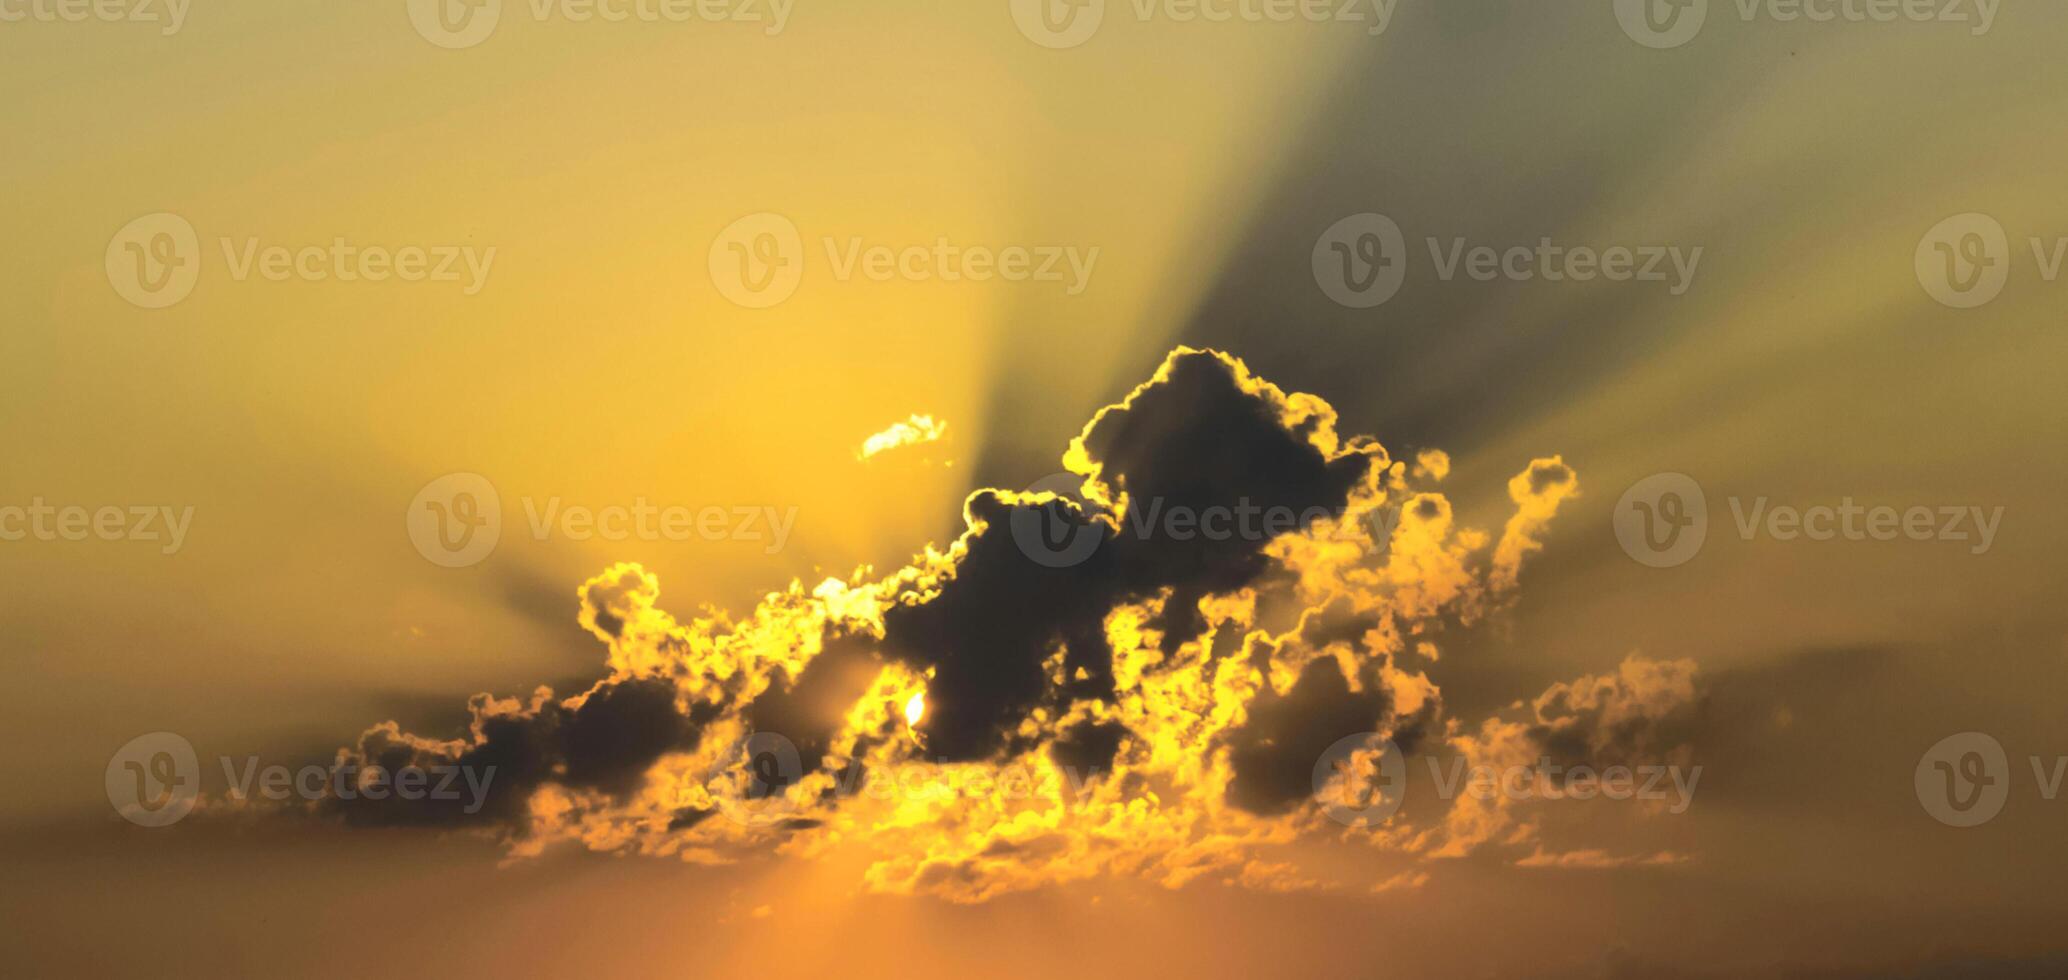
xmin=883 ymin=489 xmax=1125 ymax=761
xmin=561 ymin=677 xmax=708 ymax=797
xmin=1297 ymin=595 xmax=1383 ymax=652
xmin=1523 ymin=656 xmax=1703 ymax=775
xmin=331 ymin=696 xmax=560 ymax=827
xmin=1224 ymin=657 xmax=1391 ymax=814
xmin=1086 ymin=350 xmax=1373 ymax=607
xmin=889 ymin=349 xmax=1379 ymax=761
xmin=1048 ymin=719 xmax=1128 ymax=775
xmin=1523 ymin=458 xmax=1575 ymax=496
xmin=323 ymin=676 xmax=703 ymax=828
xmin=746 ymin=629 xmax=890 ymax=773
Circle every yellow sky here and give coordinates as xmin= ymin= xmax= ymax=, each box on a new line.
xmin=5 ymin=2 xmax=2068 ymax=977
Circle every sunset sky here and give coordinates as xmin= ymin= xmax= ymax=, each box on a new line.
xmin=5 ymin=2 xmax=2068 ymax=978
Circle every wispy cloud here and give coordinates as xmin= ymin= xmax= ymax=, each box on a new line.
xmin=857 ymin=414 xmax=947 ymax=461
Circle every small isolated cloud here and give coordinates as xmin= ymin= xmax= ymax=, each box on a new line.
xmin=1514 ymin=848 xmax=1691 ymax=870
xmin=1371 ymin=869 xmax=1431 ymax=893
xmin=857 ymin=414 xmax=947 ymax=461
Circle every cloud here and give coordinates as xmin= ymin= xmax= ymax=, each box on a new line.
xmin=1492 ymin=456 xmax=1577 ymax=593
xmin=1528 ymin=654 xmax=1702 ymax=770
xmin=1513 ymin=847 xmax=1691 ymax=870
xmin=887 ymin=348 xmax=1383 ymax=761
xmin=321 ymin=675 xmax=708 ymax=828
xmin=1423 ymin=655 xmax=1703 ymax=860
xmin=293 ymin=347 xmax=1620 ymax=901
xmin=858 ymin=414 xmax=947 ymax=461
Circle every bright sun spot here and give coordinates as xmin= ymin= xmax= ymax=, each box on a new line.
xmin=903 ymin=691 xmax=926 ymax=727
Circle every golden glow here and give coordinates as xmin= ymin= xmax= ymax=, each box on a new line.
xmin=903 ymin=691 xmax=927 ymax=728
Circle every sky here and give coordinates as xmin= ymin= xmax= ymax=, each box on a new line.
xmin=4 ymin=2 xmax=2068 ymax=978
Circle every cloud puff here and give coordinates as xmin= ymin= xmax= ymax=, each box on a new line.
xmin=858 ymin=414 xmax=947 ymax=461
xmin=1528 ymin=654 xmax=1703 ymax=770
